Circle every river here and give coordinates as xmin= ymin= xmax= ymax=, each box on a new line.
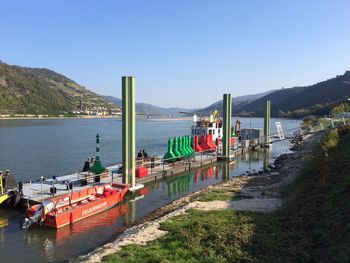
xmin=0 ymin=117 xmax=300 ymax=262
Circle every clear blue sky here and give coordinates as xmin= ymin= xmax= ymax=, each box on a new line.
xmin=1 ymin=1 xmax=349 ymax=108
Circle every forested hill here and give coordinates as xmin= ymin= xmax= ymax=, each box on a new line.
xmin=193 ymin=90 xmax=275 ymax=117
xmin=0 ymin=61 xmax=119 ymax=114
xmin=103 ymin=95 xmax=196 ymax=117
xmin=235 ymin=71 xmax=350 ymax=118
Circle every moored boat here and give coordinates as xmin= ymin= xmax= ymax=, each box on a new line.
xmin=23 ymin=182 xmax=129 ymax=229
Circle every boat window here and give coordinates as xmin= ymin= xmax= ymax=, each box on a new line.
xmin=213 ymin=130 xmax=215 ymax=135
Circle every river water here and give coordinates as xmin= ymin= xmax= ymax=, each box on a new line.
xmin=0 ymin=117 xmax=300 ymax=262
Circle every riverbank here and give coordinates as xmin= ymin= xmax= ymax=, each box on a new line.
xmin=0 ymin=115 xmax=191 ymax=121
xmin=0 ymin=114 xmax=119 ymax=120
xmin=80 ymin=131 xmax=326 ymax=262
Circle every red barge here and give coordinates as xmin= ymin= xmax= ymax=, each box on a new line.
xmin=24 ymin=183 xmax=129 ymax=229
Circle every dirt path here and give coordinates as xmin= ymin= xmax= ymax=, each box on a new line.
xmin=80 ymin=133 xmax=321 ymax=263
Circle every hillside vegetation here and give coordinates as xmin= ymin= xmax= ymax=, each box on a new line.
xmin=103 ymin=95 xmax=196 ymax=117
xmin=103 ymin=127 xmax=350 ymax=262
xmin=194 ymin=90 xmax=275 ymax=117
xmin=195 ymin=71 xmax=350 ymax=118
xmin=0 ymin=61 xmax=119 ymax=114
xmin=235 ymin=72 xmax=350 ymax=118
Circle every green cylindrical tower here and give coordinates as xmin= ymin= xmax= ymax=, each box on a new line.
xmin=164 ymin=138 xmax=176 ymax=161
xmin=173 ymin=137 xmax=181 ymax=158
xmin=264 ymin=100 xmax=271 ymax=146
xmin=222 ymin=93 xmax=232 ymax=159
xmin=122 ymin=76 xmax=136 ymax=187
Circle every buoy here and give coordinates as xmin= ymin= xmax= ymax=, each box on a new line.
xmin=163 ymin=138 xmax=176 ymax=161
xmin=200 ymin=135 xmax=210 ymax=150
xmin=173 ymin=137 xmax=182 ymax=158
xmin=194 ymin=136 xmax=203 ymax=152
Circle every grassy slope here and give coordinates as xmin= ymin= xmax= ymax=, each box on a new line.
xmin=0 ymin=62 xmax=118 ymax=114
xmin=103 ymin=127 xmax=350 ymax=263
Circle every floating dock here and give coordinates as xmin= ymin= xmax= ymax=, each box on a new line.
xmin=20 ymin=152 xmax=220 ymax=205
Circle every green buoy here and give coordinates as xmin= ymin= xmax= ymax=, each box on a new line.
xmin=90 ymin=133 xmax=106 ymax=174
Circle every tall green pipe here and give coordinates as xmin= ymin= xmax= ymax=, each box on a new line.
xmin=173 ymin=137 xmax=181 ymax=158
xmin=122 ymin=76 xmax=136 ymax=187
xmin=182 ymin=136 xmax=191 ymax=157
xmin=223 ymin=94 xmax=232 ymax=158
xmin=264 ymin=100 xmax=271 ymax=146
xmin=178 ymin=137 xmax=186 ymax=156
xmin=183 ymin=136 xmax=190 ymax=156
xmin=187 ymin=136 xmax=194 ymax=155
xmin=190 ymin=136 xmax=194 ymax=154
xmin=164 ymin=138 xmax=176 ymax=161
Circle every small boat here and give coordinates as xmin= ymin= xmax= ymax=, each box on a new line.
xmin=23 ymin=182 xmax=129 ymax=229
xmin=0 ymin=171 xmax=21 ymax=207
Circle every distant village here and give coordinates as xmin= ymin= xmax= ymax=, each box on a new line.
xmin=71 ymin=99 xmax=121 ymax=116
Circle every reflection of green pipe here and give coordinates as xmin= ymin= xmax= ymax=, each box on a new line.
xmin=263 ymin=148 xmax=270 ymax=171
xmin=222 ymin=162 xmax=230 ymax=180
xmin=167 ymin=173 xmax=194 ymax=197
xmin=125 ymin=199 xmax=136 ymax=225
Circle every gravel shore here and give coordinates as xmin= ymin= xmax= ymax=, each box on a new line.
xmin=79 ymin=132 xmax=321 ymax=263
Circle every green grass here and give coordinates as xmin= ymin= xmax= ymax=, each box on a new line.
xmin=195 ymin=189 xmax=250 ymax=202
xmin=103 ymin=209 xmax=281 ymax=263
xmin=103 ymin=126 xmax=350 ymax=263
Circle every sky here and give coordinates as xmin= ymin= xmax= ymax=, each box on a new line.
xmin=1 ymin=1 xmax=350 ymax=108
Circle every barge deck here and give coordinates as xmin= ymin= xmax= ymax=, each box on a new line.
xmin=21 ymin=152 xmax=221 ymax=205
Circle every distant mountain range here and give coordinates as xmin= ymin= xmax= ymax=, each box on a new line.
xmin=195 ymin=72 xmax=350 ymax=118
xmin=233 ymin=71 xmax=350 ymax=118
xmin=0 ymin=61 xmax=119 ymax=114
xmin=0 ymin=60 xmax=193 ymax=117
xmin=193 ymin=90 xmax=276 ymax=116
xmin=1 ymin=60 xmax=348 ymax=119
xmin=103 ymin=95 xmax=196 ymax=117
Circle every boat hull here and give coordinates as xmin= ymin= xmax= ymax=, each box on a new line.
xmin=27 ymin=183 xmax=129 ymax=229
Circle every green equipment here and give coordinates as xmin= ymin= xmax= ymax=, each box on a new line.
xmin=178 ymin=136 xmax=186 ymax=157
xmin=90 ymin=134 xmax=106 ymax=174
xmin=163 ymin=138 xmax=176 ymax=161
xmin=173 ymin=137 xmax=182 ymax=158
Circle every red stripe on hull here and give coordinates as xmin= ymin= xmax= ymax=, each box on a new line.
xmin=28 ymin=184 xmax=129 ymax=229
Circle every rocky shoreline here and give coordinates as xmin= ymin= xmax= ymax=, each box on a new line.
xmin=79 ymin=132 xmax=321 ymax=263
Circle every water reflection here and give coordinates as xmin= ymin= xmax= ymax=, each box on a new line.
xmin=222 ymin=162 xmax=230 ymax=180
xmin=263 ymin=148 xmax=270 ymax=171
xmin=0 ymin=217 xmax=8 ymax=243
xmin=0 ymin=217 xmax=8 ymax=229
xmin=0 ymin=142 xmax=290 ymax=262
xmin=167 ymin=173 xmax=194 ymax=197
xmin=124 ymin=200 xmax=136 ymax=225
xmin=24 ymin=204 xmax=128 ymax=262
